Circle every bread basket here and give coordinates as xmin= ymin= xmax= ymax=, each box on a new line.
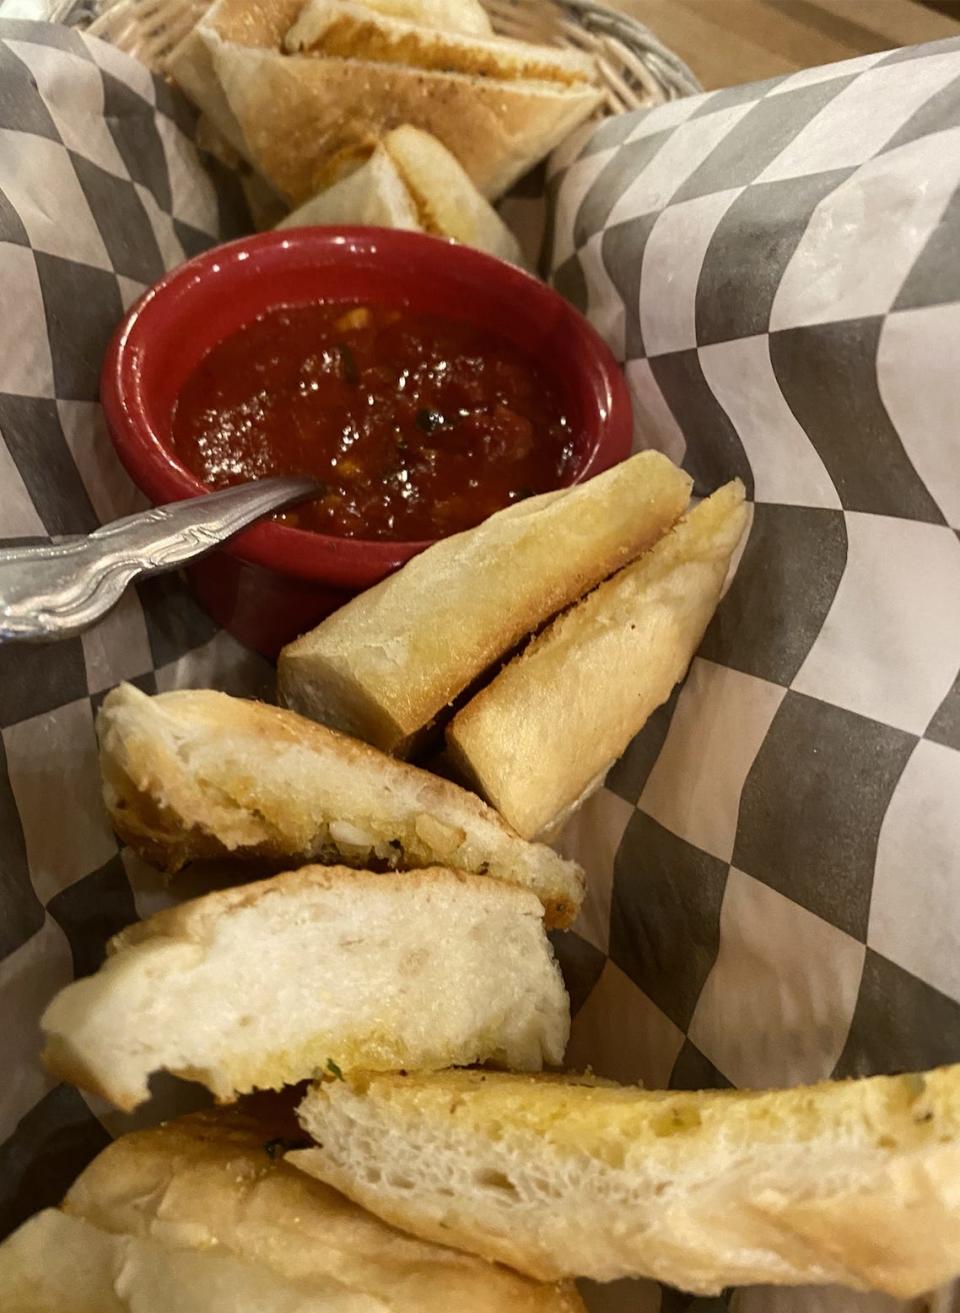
xmin=83 ymin=0 xmax=701 ymax=108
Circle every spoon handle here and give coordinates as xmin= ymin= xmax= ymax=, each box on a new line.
xmin=0 ymin=476 xmax=320 ymax=642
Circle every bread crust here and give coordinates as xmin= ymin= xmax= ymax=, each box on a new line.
xmin=41 ymin=864 xmax=570 ymax=1109
xmin=279 ymin=126 xmax=524 ymax=264
xmin=292 ymin=1066 xmax=960 ymax=1296
xmin=383 ymin=125 xmax=524 ymax=262
xmin=278 ymin=452 xmax=692 ymax=755
xmin=59 ymin=1109 xmax=585 ymax=1313
xmin=277 ymin=141 xmax=422 ymax=230
xmin=108 ymin=860 xmax=524 ymax=947
xmin=447 ymin=480 xmax=748 ymax=837
xmin=96 ymin=683 xmax=583 ymax=927
xmin=286 ymin=0 xmax=598 ymax=85
xmin=167 ymin=0 xmax=603 ymax=204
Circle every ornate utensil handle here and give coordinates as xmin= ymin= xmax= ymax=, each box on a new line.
xmin=0 ymin=476 xmax=321 ymax=642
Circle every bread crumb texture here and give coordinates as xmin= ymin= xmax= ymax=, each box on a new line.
xmin=291 ymin=1066 xmax=960 ymax=1294
xmin=40 ymin=869 xmax=569 ymax=1110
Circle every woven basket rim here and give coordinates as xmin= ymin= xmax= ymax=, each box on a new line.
xmin=82 ymin=0 xmax=702 ymax=104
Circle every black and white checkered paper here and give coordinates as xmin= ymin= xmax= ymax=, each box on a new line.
xmin=0 ymin=21 xmax=959 ymax=1313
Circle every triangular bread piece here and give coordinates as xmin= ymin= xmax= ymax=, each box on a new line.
xmin=167 ymin=0 xmax=602 ymax=203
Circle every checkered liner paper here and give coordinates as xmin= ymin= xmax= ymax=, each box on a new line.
xmin=1 ymin=17 xmax=959 ymax=1311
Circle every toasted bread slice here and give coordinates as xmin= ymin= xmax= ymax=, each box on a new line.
xmin=54 ymin=1108 xmax=584 ymax=1313
xmin=41 ymin=865 xmax=569 ymax=1111
xmin=278 ymin=140 xmax=421 ymax=229
xmin=286 ymin=0 xmax=597 ymax=87
xmin=327 ymin=0 xmax=494 ymax=37
xmin=96 ymin=684 xmax=582 ymax=927
xmin=280 ymin=127 xmax=523 ymax=264
xmin=166 ymin=0 xmax=603 ymax=204
xmin=447 ymin=481 xmax=749 ymax=838
xmin=278 ymin=452 xmax=693 ymax=758
xmin=385 ymin=125 xmax=523 ymax=261
xmin=292 ymin=1066 xmax=960 ymax=1296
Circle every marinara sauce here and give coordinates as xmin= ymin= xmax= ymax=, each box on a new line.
xmin=170 ymin=302 xmax=576 ymax=541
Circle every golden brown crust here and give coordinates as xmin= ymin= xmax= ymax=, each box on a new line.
xmin=60 ymin=1109 xmax=585 ymax=1312
xmin=207 ymin=0 xmax=304 ymax=46
xmin=278 ymin=142 xmax=421 ymax=232
xmin=221 ymin=46 xmax=601 ymax=204
xmin=169 ymin=0 xmax=603 ymax=205
xmin=447 ymin=481 xmax=748 ymax=837
xmin=96 ymin=685 xmax=583 ymax=928
xmin=293 ymin=1066 xmax=960 ymax=1296
xmin=381 ymin=125 xmax=523 ymax=262
xmin=289 ymin=6 xmax=598 ymax=87
xmin=279 ymin=453 xmax=692 ymax=756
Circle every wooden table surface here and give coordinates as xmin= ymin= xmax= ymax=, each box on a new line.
xmin=620 ymin=0 xmax=960 ymax=90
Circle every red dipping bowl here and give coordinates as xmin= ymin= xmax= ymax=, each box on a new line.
xmin=101 ymin=227 xmax=632 ymax=658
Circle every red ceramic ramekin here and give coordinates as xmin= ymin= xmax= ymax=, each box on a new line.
xmin=101 ymin=227 xmax=632 ymax=658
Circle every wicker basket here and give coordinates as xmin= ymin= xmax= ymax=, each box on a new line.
xmin=84 ymin=0 xmax=700 ymax=110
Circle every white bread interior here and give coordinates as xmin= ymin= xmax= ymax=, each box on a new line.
xmin=278 ymin=451 xmax=693 ymax=757
xmin=51 ymin=1108 xmax=585 ymax=1313
xmin=40 ymin=865 xmax=569 ymax=1111
xmin=447 ymin=479 xmax=749 ymax=838
xmin=95 ymin=684 xmax=583 ymax=927
xmin=292 ymin=1066 xmax=960 ymax=1296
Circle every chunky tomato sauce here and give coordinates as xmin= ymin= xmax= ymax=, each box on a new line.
xmin=170 ymin=303 xmax=576 ymax=541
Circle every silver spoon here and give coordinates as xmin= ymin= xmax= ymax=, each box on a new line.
xmin=0 ymin=476 xmax=322 ymax=643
